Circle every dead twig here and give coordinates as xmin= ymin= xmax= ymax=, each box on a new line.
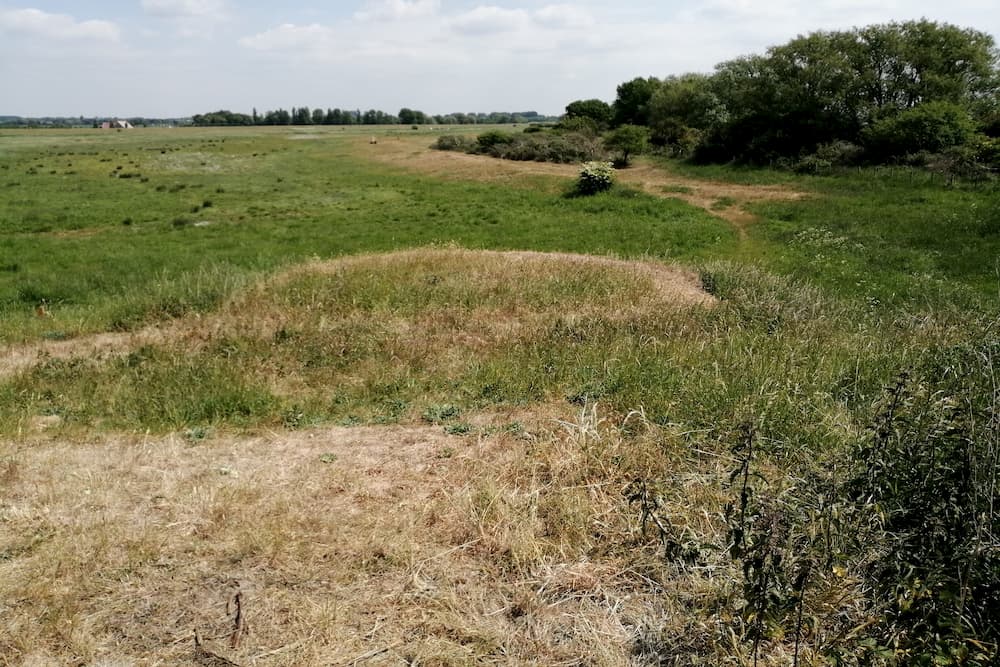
xmin=227 ymin=588 xmax=247 ymax=649
xmin=194 ymin=630 xmax=242 ymax=667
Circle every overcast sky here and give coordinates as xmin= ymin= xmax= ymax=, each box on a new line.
xmin=1 ymin=1 xmax=998 ymax=117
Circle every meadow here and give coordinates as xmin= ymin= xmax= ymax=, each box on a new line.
xmin=0 ymin=125 xmax=997 ymax=665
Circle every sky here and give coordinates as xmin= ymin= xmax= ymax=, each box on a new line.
xmin=1 ymin=1 xmax=998 ymax=118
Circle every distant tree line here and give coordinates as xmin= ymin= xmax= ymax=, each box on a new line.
xmin=191 ymin=108 xmax=555 ymax=127
xmin=0 ymin=116 xmax=182 ymax=128
xmin=565 ymin=20 xmax=1000 ymax=169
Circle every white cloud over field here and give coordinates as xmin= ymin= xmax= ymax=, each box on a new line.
xmin=0 ymin=0 xmax=997 ymax=117
xmin=0 ymin=7 xmax=119 ymax=41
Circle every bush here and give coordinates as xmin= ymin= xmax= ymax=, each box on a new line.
xmin=814 ymin=140 xmax=864 ymax=166
xmin=434 ymin=128 xmax=608 ymax=164
xmin=475 ymin=130 xmax=514 ymax=153
xmin=577 ymin=161 xmax=615 ymax=195
xmin=863 ymin=102 xmax=975 ymax=161
xmin=850 ymin=348 xmax=1000 ymax=665
xmin=792 ymin=155 xmax=832 ymax=175
xmin=556 ymin=116 xmax=600 ymax=137
xmin=604 ymin=124 xmax=649 ymax=167
xmin=432 ymin=135 xmax=474 ymax=152
xmin=971 ymin=134 xmax=1000 ymax=169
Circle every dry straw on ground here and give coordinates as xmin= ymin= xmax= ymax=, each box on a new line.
xmin=1 ymin=406 xmax=762 ymax=666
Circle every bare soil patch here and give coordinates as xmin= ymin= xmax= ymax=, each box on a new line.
xmin=361 ymin=136 xmax=807 ymax=235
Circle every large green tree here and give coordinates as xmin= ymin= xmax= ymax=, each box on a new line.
xmin=691 ymin=20 xmax=999 ymax=162
xmin=564 ymin=99 xmax=613 ymax=128
xmin=612 ymin=77 xmax=659 ymax=127
xmin=647 ymin=74 xmax=725 ymax=154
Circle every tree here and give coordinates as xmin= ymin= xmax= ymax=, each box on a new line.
xmin=648 ymin=73 xmax=725 ymax=154
xmin=612 ymin=77 xmax=659 ymax=127
xmin=311 ymin=108 xmax=325 ymax=124
xmin=604 ymin=124 xmax=648 ymax=166
xmin=564 ymin=99 xmax=612 ymax=128
xmin=687 ymin=20 xmax=1000 ymax=163
xmin=191 ymin=110 xmax=253 ymax=126
xmin=862 ymin=101 xmax=975 ymax=160
xmin=292 ymin=106 xmax=312 ymax=125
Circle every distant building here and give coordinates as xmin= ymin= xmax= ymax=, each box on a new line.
xmin=100 ymin=119 xmax=134 ymax=129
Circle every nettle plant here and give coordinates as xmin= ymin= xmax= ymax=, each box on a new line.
xmin=577 ymin=160 xmax=615 ymax=195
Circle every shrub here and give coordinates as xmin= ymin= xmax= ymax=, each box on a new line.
xmin=604 ymin=124 xmax=649 ymax=166
xmin=475 ymin=130 xmax=514 ymax=153
xmin=480 ymin=132 xmax=605 ymax=163
xmin=792 ymin=155 xmax=832 ymax=175
xmin=971 ymin=134 xmax=1000 ymax=169
xmin=814 ymin=140 xmax=864 ymax=166
xmin=556 ymin=116 xmax=600 ymax=137
xmin=432 ymin=135 xmax=474 ymax=152
xmin=577 ymin=161 xmax=615 ymax=195
xmin=863 ymin=102 xmax=975 ymax=161
xmin=849 ymin=349 xmax=1000 ymax=665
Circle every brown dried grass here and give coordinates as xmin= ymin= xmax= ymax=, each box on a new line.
xmin=1 ymin=248 xmax=712 ymax=384
xmin=0 ymin=407 xmax=749 ymax=666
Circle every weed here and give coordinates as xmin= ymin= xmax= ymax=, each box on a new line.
xmin=184 ymin=425 xmax=209 ymax=441
xmin=444 ymin=422 xmax=473 ymax=436
xmin=423 ymin=404 xmax=460 ymax=424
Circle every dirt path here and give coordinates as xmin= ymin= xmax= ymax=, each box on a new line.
xmin=362 ymin=136 xmax=807 ymax=236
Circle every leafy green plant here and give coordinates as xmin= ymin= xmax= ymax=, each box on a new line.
xmin=863 ymin=102 xmax=976 ymax=162
xmin=432 ymin=135 xmax=474 ymax=152
xmin=577 ymin=161 xmax=615 ymax=195
xmin=444 ymin=422 xmax=473 ymax=435
xmin=604 ymin=124 xmax=649 ymax=167
xmin=422 ymin=404 xmax=460 ymax=424
xmin=850 ymin=353 xmax=1000 ymax=666
xmin=475 ymin=130 xmax=514 ymax=153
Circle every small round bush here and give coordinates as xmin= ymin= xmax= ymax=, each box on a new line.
xmin=577 ymin=161 xmax=615 ymax=195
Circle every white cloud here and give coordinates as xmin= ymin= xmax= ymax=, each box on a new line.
xmin=533 ymin=4 xmax=595 ymax=30
xmin=0 ymin=8 xmax=119 ymax=41
xmin=141 ymin=0 xmax=228 ymax=19
xmin=450 ymin=6 xmax=530 ymax=35
xmin=239 ymin=23 xmax=335 ymax=51
xmin=354 ymin=0 xmax=440 ymax=22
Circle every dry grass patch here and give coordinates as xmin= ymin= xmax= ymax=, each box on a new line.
xmin=3 ymin=405 xmax=820 ymax=666
xmin=2 ymin=248 xmax=711 ymax=385
xmin=4 ymin=397 xmax=873 ymax=666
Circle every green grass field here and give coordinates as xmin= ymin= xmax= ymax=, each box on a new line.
xmin=2 ymin=125 xmax=996 ymax=433
xmin=1 ymin=125 xmax=998 ymax=665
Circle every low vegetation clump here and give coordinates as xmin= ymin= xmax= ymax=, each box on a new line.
xmin=577 ymin=160 xmax=616 ymax=194
xmin=434 ymin=127 xmax=605 ymax=163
